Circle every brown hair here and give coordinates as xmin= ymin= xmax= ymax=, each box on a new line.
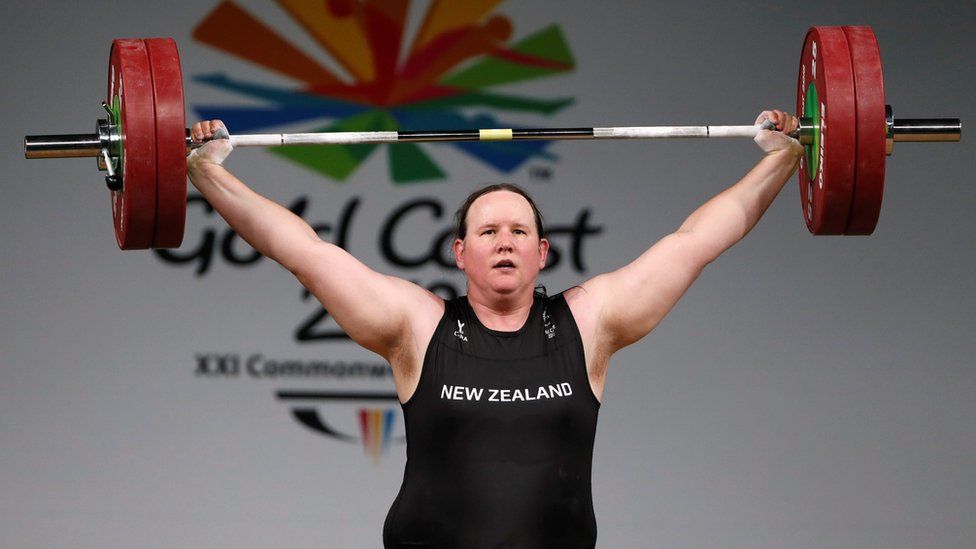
xmin=453 ymin=183 xmax=546 ymax=240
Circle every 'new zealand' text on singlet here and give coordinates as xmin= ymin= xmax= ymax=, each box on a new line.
xmin=383 ymin=293 xmax=600 ymax=548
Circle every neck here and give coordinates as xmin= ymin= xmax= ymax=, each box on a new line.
xmin=466 ymin=286 xmax=536 ymax=331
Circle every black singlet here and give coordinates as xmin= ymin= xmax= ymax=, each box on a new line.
xmin=383 ymin=292 xmax=600 ymax=548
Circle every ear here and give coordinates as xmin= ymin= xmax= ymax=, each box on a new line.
xmin=453 ymin=238 xmax=465 ymax=270
xmin=537 ymin=238 xmax=550 ymax=269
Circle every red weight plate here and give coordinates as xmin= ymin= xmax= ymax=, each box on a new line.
xmin=108 ymin=39 xmax=157 ymax=249
xmin=842 ymin=26 xmax=886 ymax=235
xmin=796 ymin=27 xmax=857 ymax=235
xmin=144 ymin=38 xmax=187 ymax=248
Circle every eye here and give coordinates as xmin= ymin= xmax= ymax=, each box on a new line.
xmin=481 ymin=229 xmax=495 ymax=235
xmin=514 ymin=229 xmax=526 ymax=235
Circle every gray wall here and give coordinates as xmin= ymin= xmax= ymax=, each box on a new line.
xmin=2 ymin=1 xmax=973 ymax=547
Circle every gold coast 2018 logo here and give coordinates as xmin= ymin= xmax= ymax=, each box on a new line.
xmin=192 ymin=0 xmax=576 ymax=183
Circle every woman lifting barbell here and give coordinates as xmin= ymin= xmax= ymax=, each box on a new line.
xmin=185 ymin=109 xmax=801 ymax=549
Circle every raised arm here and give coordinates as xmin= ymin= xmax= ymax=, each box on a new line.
xmin=186 ymin=121 xmax=443 ymax=367
xmin=568 ymin=110 xmax=802 ymax=372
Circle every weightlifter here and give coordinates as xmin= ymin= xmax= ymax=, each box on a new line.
xmin=186 ymin=109 xmax=801 ymax=548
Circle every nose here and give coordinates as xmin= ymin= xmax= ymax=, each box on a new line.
xmin=496 ymin=232 xmax=514 ymax=253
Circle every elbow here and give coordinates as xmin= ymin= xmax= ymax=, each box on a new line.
xmin=700 ymin=229 xmax=744 ymax=266
xmin=674 ymin=224 xmax=744 ymax=267
xmin=679 ymin=197 xmax=752 ymax=241
xmin=271 ymin=232 xmax=324 ymax=276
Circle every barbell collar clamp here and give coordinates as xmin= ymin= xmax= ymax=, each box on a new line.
xmin=101 ymin=148 xmax=121 ymax=191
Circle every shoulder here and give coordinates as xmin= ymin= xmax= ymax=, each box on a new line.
xmin=560 ymin=281 xmax=617 ymax=368
xmin=562 ymin=282 xmax=601 ymax=320
xmin=400 ymin=280 xmax=447 ymax=329
xmin=559 ymin=284 xmax=600 ymax=339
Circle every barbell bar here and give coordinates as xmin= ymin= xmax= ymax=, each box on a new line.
xmin=24 ymin=116 xmax=960 ymax=155
xmin=23 ymin=27 xmax=962 ymax=249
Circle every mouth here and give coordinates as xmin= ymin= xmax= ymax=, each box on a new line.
xmin=492 ymin=259 xmax=516 ymax=271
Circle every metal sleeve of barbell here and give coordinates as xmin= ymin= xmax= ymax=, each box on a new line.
xmin=891 ymin=119 xmax=962 ymax=142
xmin=24 ymin=134 xmax=102 ymax=158
xmin=226 ymin=125 xmax=765 ymax=147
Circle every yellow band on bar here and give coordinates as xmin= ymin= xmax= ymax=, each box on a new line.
xmin=479 ymin=128 xmax=513 ymax=141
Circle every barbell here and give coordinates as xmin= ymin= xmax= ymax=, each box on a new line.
xmin=24 ymin=26 xmax=961 ymax=249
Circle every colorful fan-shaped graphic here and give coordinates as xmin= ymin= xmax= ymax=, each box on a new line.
xmin=191 ymin=0 xmax=575 ymax=183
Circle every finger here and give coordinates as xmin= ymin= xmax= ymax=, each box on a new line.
xmin=780 ymin=111 xmax=793 ymax=132
xmin=191 ymin=122 xmax=206 ymax=142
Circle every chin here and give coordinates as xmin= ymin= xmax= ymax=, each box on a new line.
xmin=490 ymin=285 xmax=518 ymax=295
xmin=488 ymin=280 xmax=520 ymax=295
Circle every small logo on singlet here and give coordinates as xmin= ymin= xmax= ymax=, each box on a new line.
xmin=454 ymin=320 xmax=468 ymax=342
xmin=543 ymin=309 xmax=557 ymax=340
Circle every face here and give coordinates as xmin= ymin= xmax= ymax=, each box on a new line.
xmin=453 ymin=190 xmax=549 ymax=298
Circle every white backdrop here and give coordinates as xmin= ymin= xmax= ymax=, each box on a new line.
xmin=2 ymin=1 xmax=974 ymax=547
